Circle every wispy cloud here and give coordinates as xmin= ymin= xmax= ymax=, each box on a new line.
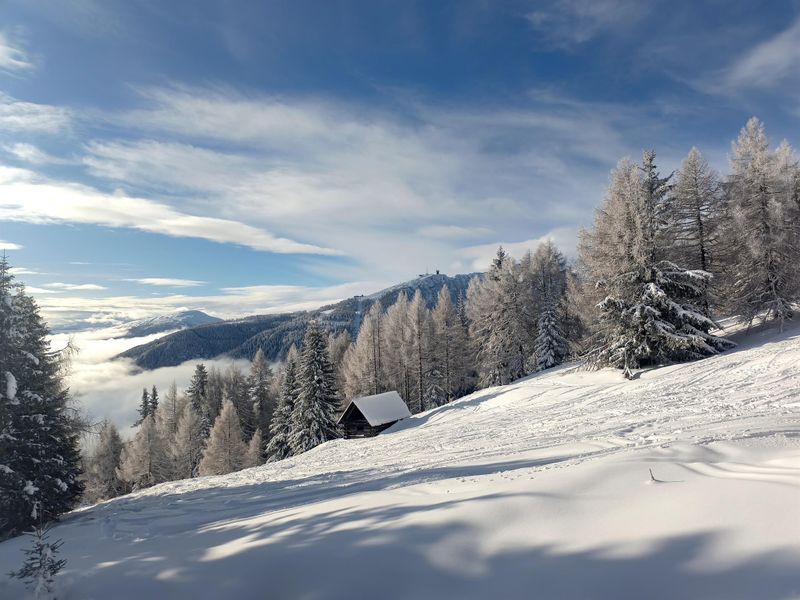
xmin=0 ymin=31 xmax=33 ymax=72
xmin=0 ymin=93 xmax=70 ymax=133
xmin=9 ymin=267 xmax=42 ymax=275
xmin=3 ymin=143 xmax=67 ymax=165
xmin=525 ymin=0 xmax=648 ymax=48
xmin=0 ymin=166 xmax=342 ymax=256
xmin=718 ymin=16 xmax=800 ymax=91
xmin=45 ymin=282 xmax=107 ymax=291
xmin=126 ymin=277 xmax=206 ymax=287
xmin=0 ymin=240 xmax=22 ymax=250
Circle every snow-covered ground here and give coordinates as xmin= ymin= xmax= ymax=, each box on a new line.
xmin=2 ymin=322 xmax=800 ymax=599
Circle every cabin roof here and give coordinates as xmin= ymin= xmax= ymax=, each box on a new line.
xmin=338 ymin=390 xmax=411 ymax=427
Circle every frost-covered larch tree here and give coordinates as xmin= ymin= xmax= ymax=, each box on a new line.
xmin=382 ymin=292 xmax=413 ymax=404
xmin=725 ymin=118 xmax=797 ymax=328
xmin=467 ymin=248 xmax=532 ymax=387
xmin=198 ymin=400 xmax=246 ymax=476
xmin=289 ymin=321 xmax=341 ymax=455
xmin=117 ymin=415 xmax=168 ymax=489
xmin=579 ymin=152 xmax=733 ymax=379
xmin=170 ymin=402 xmax=205 ymax=479
xmin=84 ymin=420 xmax=126 ymax=503
xmin=342 ymin=301 xmax=386 ymax=399
xmin=667 ymin=148 xmax=724 ymax=309
xmin=265 ymin=346 xmax=299 ymax=462
xmin=429 ymin=286 xmax=469 ymax=402
xmin=243 ymin=428 xmax=263 ymax=468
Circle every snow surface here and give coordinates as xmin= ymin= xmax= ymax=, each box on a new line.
xmin=2 ymin=322 xmax=800 ymax=599
xmin=341 ymin=390 xmax=412 ymax=426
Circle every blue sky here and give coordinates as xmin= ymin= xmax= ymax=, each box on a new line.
xmin=1 ymin=0 xmax=800 ymax=329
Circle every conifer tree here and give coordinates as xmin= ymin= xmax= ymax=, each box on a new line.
xmin=150 ymin=385 xmax=159 ymax=414
xmin=224 ymin=364 xmax=255 ymax=440
xmin=407 ymin=290 xmax=430 ymax=413
xmin=133 ymin=388 xmax=150 ymax=427
xmin=249 ymin=349 xmax=274 ymax=446
xmin=266 ymin=347 xmax=299 ymax=462
xmin=205 ymin=366 xmax=225 ymax=426
xmin=667 ymin=148 xmax=723 ymax=308
xmin=0 ymin=258 xmax=83 ymax=537
xmin=429 ymin=287 xmax=469 ymax=403
xmin=579 ymin=153 xmax=733 ymax=378
xmin=289 ymin=321 xmax=340 ymax=455
xmin=198 ymin=400 xmax=246 ymax=476
xmin=187 ymin=364 xmax=209 ymax=425
xmin=529 ymin=241 xmax=571 ymax=370
xmin=243 ymin=428 xmax=264 ymax=469
xmin=171 ymin=403 xmax=205 ymax=479
xmin=117 ymin=415 xmax=167 ymax=489
xmin=342 ymin=301 xmax=386 ymax=399
xmin=726 ymin=118 xmax=797 ymax=327
xmin=10 ymin=521 xmax=66 ymax=598
xmin=84 ymin=420 xmax=126 ymax=503
xmin=382 ymin=292 xmax=413 ymax=403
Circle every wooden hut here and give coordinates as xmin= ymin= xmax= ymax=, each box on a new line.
xmin=338 ymin=391 xmax=411 ymax=438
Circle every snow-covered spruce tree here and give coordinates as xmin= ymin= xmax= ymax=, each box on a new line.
xmin=223 ymin=364 xmax=256 ymax=441
xmin=342 ymin=301 xmax=386 ymax=399
xmin=579 ymin=152 xmax=733 ymax=379
xmin=84 ymin=420 xmax=126 ymax=503
xmin=186 ymin=363 xmax=209 ymax=432
xmin=133 ymin=388 xmax=150 ymax=427
xmin=528 ymin=241 xmax=570 ymax=370
xmin=171 ymin=402 xmax=205 ymax=479
xmin=265 ymin=347 xmax=299 ymax=462
xmin=205 ymin=366 xmax=224 ymax=427
xmin=725 ymin=118 xmax=797 ymax=328
xmin=117 ymin=415 xmax=168 ymax=489
xmin=0 ymin=262 xmax=83 ymax=538
xmin=289 ymin=321 xmax=341 ymax=455
xmin=150 ymin=385 xmax=159 ymax=414
xmin=249 ymin=349 xmax=274 ymax=448
xmin=533 ymin=303 xmax=569 ymax=371
xmin=666 ymin=148 xmax=724 ymax=309
xmin=198 ymin=400 xmax=246 ymax=476
xmin=10 ymin=521 xmax=66 ymax=599
xmin=243 ymin=428 xmax=264 ymax=468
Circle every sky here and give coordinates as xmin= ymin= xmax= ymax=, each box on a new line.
xmin=2 ymin=0 xmax=800 ymax=331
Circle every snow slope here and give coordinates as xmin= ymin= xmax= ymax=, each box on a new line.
xmin=2 ymin=322 xmax=800 ymax=599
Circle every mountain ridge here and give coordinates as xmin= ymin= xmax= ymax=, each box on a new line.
xmin=117 ymin=272 xmax=478 ymax=370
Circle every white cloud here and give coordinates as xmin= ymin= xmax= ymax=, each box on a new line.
xmin=0 ymin=31 xmax=33 ymax=71
xmin=0 ymin=167 xmax=341 ymax=256
xmin=126 ymin=278 xmax=206 ymax=287
xmin=457 ymin=226 xmax=580 ymax=271
xmin=719 ymin=17 xmax=800 ymax=91
xmin=45 ymin=282 xmax=108 ymax=291
xmin=3 ymin=143 xmax=65 ymax=165
xmin=0 ymin=93 xmax=70 ymax=133
xmin=9 ymin=267 xmax=42 ymax=275
xmin=526 ymin=0 xmax=647 ymax=48
xmin=0 ymin=240 xmax=22 ymax=250
xmin=417 ymin=225 xmax=492 ymax=239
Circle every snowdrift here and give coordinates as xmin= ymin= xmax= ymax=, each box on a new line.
xmin=2 ymin=322 xmax=800 ymax=599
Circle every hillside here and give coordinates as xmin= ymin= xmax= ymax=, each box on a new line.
xmin=2 ymin=322 xmax=799 ymax=599
xmin=118 ymin=272 xmax=476 ymax=369
xmin=121 ymin=310 xmax=223 ymax=338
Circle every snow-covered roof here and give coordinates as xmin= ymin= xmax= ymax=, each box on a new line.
xmin=339 ymin=391 xmax=411 ymax=427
